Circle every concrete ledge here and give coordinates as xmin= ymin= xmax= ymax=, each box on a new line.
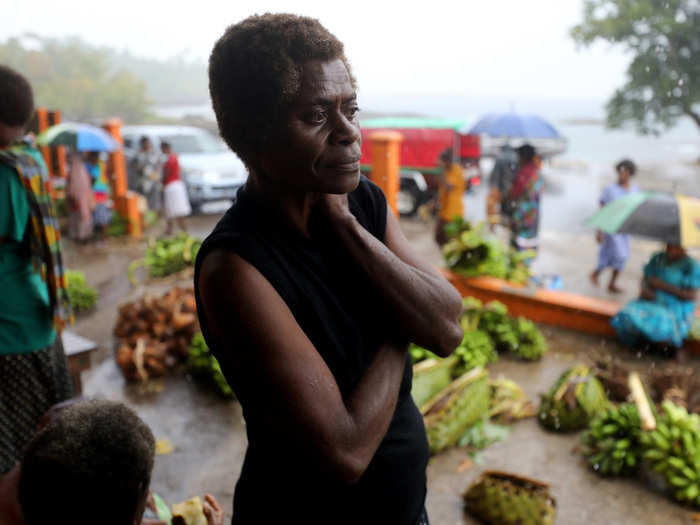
xmin=442 ymin=270 xmax=700 ymax=354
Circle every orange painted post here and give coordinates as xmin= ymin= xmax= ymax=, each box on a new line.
xmin=35 ymin=108 xmax=53 ymax=177
xmin=369 ymin=131 xmax=402 ymax=217
xmin=50 ymin=110 xmax=67 ymax=179
xmin=103 ymin=119 xmax=141 ymax=238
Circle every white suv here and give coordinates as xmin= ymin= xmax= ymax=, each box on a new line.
xmin=122 ymin=125 xmax=247 ymax=212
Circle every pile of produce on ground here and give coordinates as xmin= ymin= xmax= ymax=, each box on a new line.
xmin=114 ymin=287 xmax=198 ymax=382
xmin=538 ymin=365 xmax=609 ymax=432
xmin=107 ymin=211 xmax=129 ymax=237
xmin=129 ymin=233 xmax=202 ymax=283
xmin=581 ymin=402 xmax=642 ymax=476
xmin=463 ymin=471 xmax=556 ymax=525
xmin=442 ymin=218 xmax=533 ymax=284
xmin=187 ymin=333 xmax=234 ymax=398
xmin=490 ymin=376 xmax=536 ymax=422
xmin=65 ymin=269 xmax=98 ymax=312
xmin=578 ymin=370 xmax=700 ymax=509
xmin=594 ymin=359 xmax=700 ymax=414
xmin=421 ymin=367 xmax=491 ymax=454
xmin=463 ymin=298 xmax=547 ymax=361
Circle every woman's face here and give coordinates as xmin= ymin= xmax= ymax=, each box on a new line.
xmin=666 ymin=243 xmax=686 ymax=260
xmin=259 ymin=58 xmax=362 ymax=195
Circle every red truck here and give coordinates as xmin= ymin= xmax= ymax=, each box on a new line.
xmin=360 ymin=117 xmax=481 ymax=216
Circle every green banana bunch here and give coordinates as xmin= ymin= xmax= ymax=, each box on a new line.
xmin=538 ymin=365 xmax=609 ymax=432
xmin=509 ymin=318 xmax=547 ymax=361
xmin=422 ymin=367 xmax=490 ymax=455
xmin=490 ymin=377 xmax=536 ymax=422
xmin=143 ymin=233 xmax=202 ymax=278
xmin=187 ymin=332 xmax=235 ymax=398
xmin=409 ymin=343 xmax=438 ymax=364
xmin=463 ymin=470 xmax=556 ymax=525
xmin=65 ymin=270 xmax=99 ymax=312
xmin=640 ymin=400 xmax=700 ymax=506
xmin=581 ymin=403 xmax=642 ymax=476
xmin=442 ymin=219 xmax=531 ymax=283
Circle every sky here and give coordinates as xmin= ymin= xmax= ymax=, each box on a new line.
xmin=4 ymin=0 xmax=631 ymax=102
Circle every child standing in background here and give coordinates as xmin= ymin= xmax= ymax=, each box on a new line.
xmin=84 ymin=151 xmax=111 ymax=241
xmin=591 ymin=159 xmax=638 ymax=293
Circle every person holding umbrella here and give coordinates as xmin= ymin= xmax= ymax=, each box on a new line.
xmin=590 ymin=159 xmax=638 ymax=293
xmin=587 ymin=191 xmax=700 ymax=351
xmin=611 ymin=243 xmax=699 ymax=352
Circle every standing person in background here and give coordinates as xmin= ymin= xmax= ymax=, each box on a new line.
xmin=590 ymin=159 xmax=638 ymax=293
xmin=486 ymin=144 xmax=519 ymax=232
xmin=66 ymin=151 xmax=94 ymax=243
xmin=131 ymin=136 xmax=162 ymax=215
xmin=84 ymin=151 xmax=111 ymax=241
xmin=161 ymin=141 xmax=191 ymax=235
xmin=435 ymin=148 xmax=465 ymax=246
xmin=508 ymin=144 xmax=542 ymax=256
xmin=0 ymin=64 xmax=73 ymax=474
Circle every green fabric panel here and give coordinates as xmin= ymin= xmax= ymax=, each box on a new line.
xmin=585 ymin=191 xmax=654 ymax=233
xmin=0 ymin=149 xmax=56 ymax=354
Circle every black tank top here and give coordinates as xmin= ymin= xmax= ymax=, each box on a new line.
xmin=194 ymin=177 xmax=429 ymax=525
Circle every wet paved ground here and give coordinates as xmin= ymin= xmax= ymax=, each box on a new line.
xmin=66 ymin=190 xmax=700 ymax=524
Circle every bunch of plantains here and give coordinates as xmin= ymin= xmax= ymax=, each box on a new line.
xmin=640 ymin=400 xmax=700 ymax=506
xmin=442 ymin=219 xmax=534 ymax=284
xmin=581 ymin=403 xmax=642 ymax=476
xmin=538 ymin=365 xmax=608 ymax=432
xmin=65 ymin=270 xmax=98 ymax=312
xmin=187 ymin=333 xmax=235 ymax=399
xmin=463 ymin=470 xmax=556 ymax=525
xmin=422 ymin=367 xmax=491 ymax=455
xmin=129 ymin=233 xmax=202 ymax=284
xmin=477 ymin=300 xmax=547 ymax=361
xmin=456 ymin=298 xmax=498 ymax=375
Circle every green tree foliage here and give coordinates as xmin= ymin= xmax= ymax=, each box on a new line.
xmin=571 ymin=1 xmax=700 ymax=135
xmin=0 ymin=35 xmax=151 ymax=122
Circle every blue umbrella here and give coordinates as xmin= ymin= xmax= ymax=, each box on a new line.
xmin=468 ymin=113 xmax=562 ymax=139
xmin=36 ymin=122 xmax=120 ymax=152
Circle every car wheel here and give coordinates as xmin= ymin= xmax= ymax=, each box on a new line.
xmin=397 ymin=186 xmax=421 ymax=217
xmin=190 ymin=202 xmax=203 ymax=215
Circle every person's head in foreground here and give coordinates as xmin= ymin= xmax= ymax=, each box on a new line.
xmin=0 ymin=64 xmax=34 ymax=149
xmin=18 ymin=400 xmax=155 ymax=525
xmin=615 ymin=158 xmax=636 ymax=186
xmin=209 ymin=13 xmax=360 ymax=196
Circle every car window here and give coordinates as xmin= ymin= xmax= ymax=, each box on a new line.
xmin=160 ymin=132 xmax=227 ymax=154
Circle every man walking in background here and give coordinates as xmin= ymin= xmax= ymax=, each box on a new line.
xmin=486 ymin=144 xmax=519 ymax=232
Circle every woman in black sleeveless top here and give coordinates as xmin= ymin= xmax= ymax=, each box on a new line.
xmin=196 ymin=14 xmax=463 ymax=525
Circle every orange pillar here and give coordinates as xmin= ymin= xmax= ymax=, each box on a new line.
xmin=50 ymin=110 xmax=67 ymax=179
xmin=369 ymin=131 xmax=402 ymax=217
xmin=103 ymin=119 xmax=141 ymax=238
xmin=35 ymin=108 xmax=53 ymax=177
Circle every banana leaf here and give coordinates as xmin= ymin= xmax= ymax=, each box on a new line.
xmin=538 ymin=365 xmax=609 ymax=432
xmin=422 ymin=367 xmax=490 ymax=454
xmin=464 ymin=470 xmax=556 ymax=525
xmin=411 ymin=356 xmax=458 ymax=408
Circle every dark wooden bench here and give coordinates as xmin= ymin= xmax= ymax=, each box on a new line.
xmin=62 ymin=330 xmax=97 ymax=395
